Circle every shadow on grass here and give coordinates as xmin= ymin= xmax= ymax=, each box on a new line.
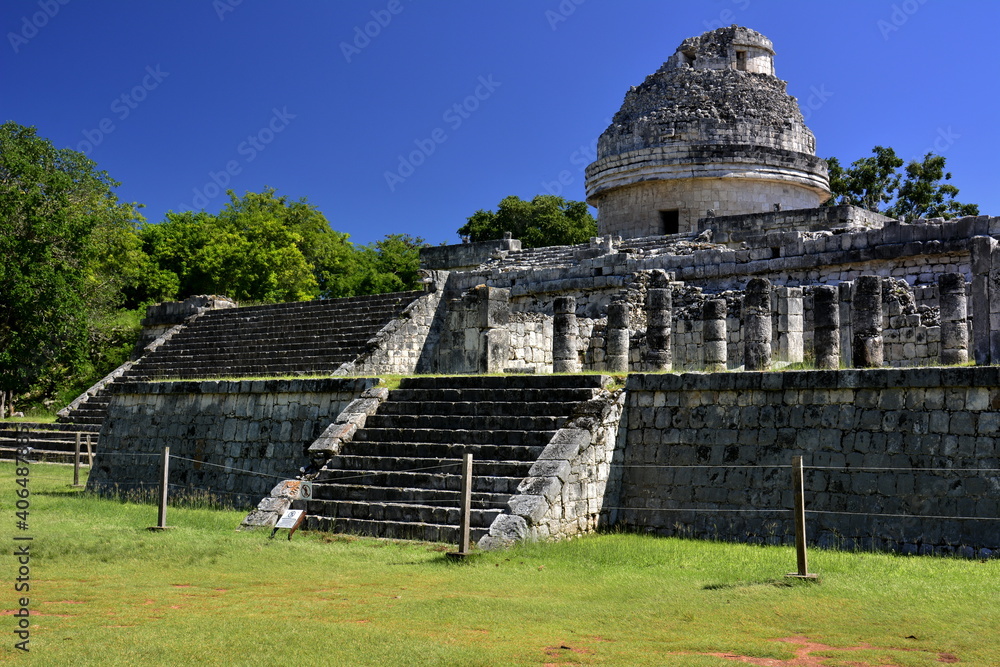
xmin=702 ymin=579 xmax=797 ymax=591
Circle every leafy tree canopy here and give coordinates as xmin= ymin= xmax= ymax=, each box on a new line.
xmin=0 ymin=121 xmax=149 ymax=397
xmin=144 ymin=188 xmax=428 ymax=303
xmin=458 ymin=195 xmax=597 ymax=249
xmin=825 ymin=146 xmax=978 ymax=220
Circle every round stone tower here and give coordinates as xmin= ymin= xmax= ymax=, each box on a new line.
xmin=585 ymin=26 xmax=831 ymax=239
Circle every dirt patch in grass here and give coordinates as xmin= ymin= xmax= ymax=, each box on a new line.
xmin=698 ymin=636 xmax=960 ymax=666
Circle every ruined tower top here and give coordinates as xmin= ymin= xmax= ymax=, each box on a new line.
xmin=585 ymin=26 xmax=831 ymax=239
xmin=667 ymin=25 xmax=774 ymax=74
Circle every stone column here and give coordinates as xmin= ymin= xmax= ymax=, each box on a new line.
xmin=644 ymin=288 xmax=672 ymax=371
xmin=552 ymin=296 xmax=579 ymax=373
xmin=605 ymin=299 xmax=630 ymax=373
xmin=742 ymin=278 xmax=772 ymax=371
xmin=852 ymin=275 xmax=884 ymax=368
xmin=775 ymin=286 xmax=804 ymax=364
xmin=939 ymin=273 xmax=969 ymax=365
xmin=702 ymin=299 xmax=728 ymax=372
xmin=813 ymin=285 xmax=840 ymax=370
xmin=971 ymin=236 xmax=998 ymax=365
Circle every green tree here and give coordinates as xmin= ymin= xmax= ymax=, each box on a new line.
xmin=0 ymin=122 xmax=147 ymax=409
xmin=885 ymin=153 xmax=979 ymax=220
xmin=825 ymin=146 xmax=977 ymax=220
xmin=458 ymin=195 xmax=598 ymax=249
xmin=825 ymin=145 xmax=903 ymax=212
xmin=354 ymin=234 xmax=427 ymax=295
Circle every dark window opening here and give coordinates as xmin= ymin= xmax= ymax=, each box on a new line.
xmin=770 ymin=247 xmax=781 ymax=259
xmin=736 ymin=50 xmax=747 ymax=71
xmin=659 ymin=210 xmax=680 ymax=235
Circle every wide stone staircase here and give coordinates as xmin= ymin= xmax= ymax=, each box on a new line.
xmin=56 ymin=291 xmax=424 ymax=426
xmin=305 ymin=374 xmax=609 ymax=543
xmin=122 ymin=291 xmax=422 ymax=381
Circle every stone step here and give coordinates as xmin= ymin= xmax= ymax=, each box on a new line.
xmin=351 ymin=427 xmax=556 ymax=447
xmin=148 ymin=335 xmax=374 ymax=354
xmin=199 ymin=291 xmax=421 ymax=319
xmin=376 ymin=400 xmax=581 ymax=417
xmin=172 ymin=317 xmax=397 ymax=340
xmin=343 ymin=441 xmax=544 ymax=461
xmin=325 ymin=454 xmax=531 ymax=478
xmin=310 ymin=482 xmax=509 ymax=507
xmin=303 ymin=515 xmax=485 ymax=544
xmin=126 ymin=359 xmax=347 ymax=374
xmin=314 ymin=469 xmax=521 ymax=494
xmin=306 ymin=499 xmax=502 ymax=527
xmin=361 ymin=414 xmax=565 ymax=432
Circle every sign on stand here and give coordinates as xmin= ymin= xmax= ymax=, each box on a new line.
xmin=270 ymin=509 xmax=305 ymax=540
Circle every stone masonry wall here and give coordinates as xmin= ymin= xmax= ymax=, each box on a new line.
xmin=480 ymin=387 xmax=626 ymax=549
xmin=618 ymin=368 xmax=1000 ymax=555
xmin=88 ymin=378 xmax=377 ymax=507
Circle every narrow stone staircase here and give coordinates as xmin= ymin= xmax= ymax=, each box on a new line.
xmin=306 ymin=374 xmax=610 ymax=543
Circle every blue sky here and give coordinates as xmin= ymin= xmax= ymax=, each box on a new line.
xmin=3 ymin=1 xmax=998 ymax=246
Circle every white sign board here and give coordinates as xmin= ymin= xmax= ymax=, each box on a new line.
xmin=275 ymin=509 xmax=305 ymax=529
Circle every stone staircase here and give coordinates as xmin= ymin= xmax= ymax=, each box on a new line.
xmin=0 ymin=422 xmax=101 ymax=463
xmin=305 ymin=374 xmax=610 ymax=543
xmin=57 ymin=393 xmax=112 ymax=427
xmin=122 ymin=291 xmax=422 ymax=381
xmin=56 ymin=291 xmax=424 ymax=426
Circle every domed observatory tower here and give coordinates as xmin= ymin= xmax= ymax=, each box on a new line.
xmin=585 ymin=26 xmax=831 ymax=239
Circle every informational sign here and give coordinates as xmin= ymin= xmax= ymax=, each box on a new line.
xmin=269 ymin=509 xmax=306 ymax=540
xmin=275 ymin=509 xmax=305 ymax=529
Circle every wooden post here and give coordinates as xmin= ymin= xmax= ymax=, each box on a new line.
xmin=149 ymin=447 xmax=171 ymax=531
xmin=448 ymin=453 xmax=474 ymax=560
xmin=85 ymin=434 xmax=93 ymax=467
xmin=72 ymin=432 xmax=83 ymax=487
xmin=787 ymin=456 xmax=817 ymax=579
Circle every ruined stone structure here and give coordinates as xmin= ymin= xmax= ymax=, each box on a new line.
xmin=78 ymin=26 xmax=999 ymax=557
xmin=586 ymin=26 xmax=830 ymax=238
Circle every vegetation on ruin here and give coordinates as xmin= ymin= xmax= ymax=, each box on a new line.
xmin=825 ymin=146 xmax=978 ymax=220
xmin=459 ymin=194 xmax=598 ymax=248
xmin=0 ymin=123 xmax=428 ymax=415
xmin=5 ymin=461 xmax=998 ymax=666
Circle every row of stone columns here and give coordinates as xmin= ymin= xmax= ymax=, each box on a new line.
xmin=551 ymin=271 xmax=970 ymax=374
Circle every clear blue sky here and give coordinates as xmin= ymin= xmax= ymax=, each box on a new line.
xmin=3 ymin=1 xmax=998 ymax=246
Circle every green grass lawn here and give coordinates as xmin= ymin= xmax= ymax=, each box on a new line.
xmin=1 ymin=462 xmax=997 ymax=666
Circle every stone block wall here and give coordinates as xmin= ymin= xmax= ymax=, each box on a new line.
xmin=87 ymin=378 xmax=376 ymax=507
xmin=617 ymin=368 xmax=1000 ymax=555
